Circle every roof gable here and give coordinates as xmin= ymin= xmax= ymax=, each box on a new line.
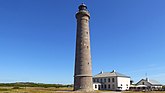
xmin=136 ymin=79 xmax=152 ymax=86
xmin=136 ymin=78 xmax=162 ymax=86
xmin=93 ymin=70 xmax=130 ymax=78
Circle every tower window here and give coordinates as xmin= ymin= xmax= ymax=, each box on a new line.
xmin=87 ymin=46 xmax=89 ymax=49
xmin=85 ymin=19 xmax=88 ymax=23
xmin=86 ymin=32 xmax=88 ymax=34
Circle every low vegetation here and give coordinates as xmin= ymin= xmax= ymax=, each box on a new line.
xmin=0 ymin=82 xmax=73 ymax=93
xmin=0 ymin=82 xmax=73 ymax=88
xmin=0 ymin=83 xmax=164 ymax=93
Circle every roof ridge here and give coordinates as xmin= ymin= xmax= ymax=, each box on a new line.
xmin=93 ymin=71 xmax=130 ymax=78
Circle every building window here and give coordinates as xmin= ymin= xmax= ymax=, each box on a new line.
xmin=94 ymin=79 xmax=96 ymax=82
xmin=97 ymin=79 xmax=99 ymax=82
xmin=104 ymin=85 xmax=107 ymax=89
xmin=108 ymin=78 xmax=110 ymax=82
xmin=93 ymin=79 xmax=95 ymax=82
xmin=142 ymin=82 xmax=145 ymax=85
xmin=112 ymin=78 xmax=115 ymax=82
xmin=100 ymin=78 xmax=103 ymax=83
xmin=126 ymin=84 xmax=128 ymax=86
xmin=112 ymin=84 xmax=115 ymax=89
xmin=104 ymin=78 xmax=106 ymax=82
xmin=101 ymin=85 xmax=103 ymax=89
xmin=121 ymin=84 xmax=122 ymax=86
xmin=108 ymin=84 xmax=111 ymax=89
xmin=95 ymin=85 xmax=97 ymax=88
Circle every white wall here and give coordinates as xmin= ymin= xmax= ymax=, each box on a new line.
xmin=93 ymin=77 xmax=130 ymax=91
xmin=117 ymin=77 xmax=130 ymax=90
xmin=93 ymin=83 xmax=101 ymax=90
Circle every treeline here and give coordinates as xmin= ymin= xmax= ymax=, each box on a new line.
xmin=0 ymin=82 xmax=73 ymax=88
xmin=162 ymin=86 xmax=165 ymax=91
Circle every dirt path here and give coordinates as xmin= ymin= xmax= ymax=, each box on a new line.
xmin=100 ymin=92 xmax=121 ymax=93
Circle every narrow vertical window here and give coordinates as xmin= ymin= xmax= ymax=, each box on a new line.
xmin=95 ymin=85 xmax=97 ymax=88
xmin=108 ymin=78 xmax=110 ymax=82
xmin=112 ymin=78 xmax=115 ymax=82
xmin=112 ymin=84 xmax=115 ymax=89
xmin=104 ymin=78 xmax=106 ymax=82
xmin=93 ymin=79 xmax=95 ymax=82
xmin=85 ymin=19 xmax=87 ymax=23
xmin=104 ymin=85 xmax=107 ymax=89
xmin=86 ymin=32 xmax=88 ymax=34
xmin=108 ymin=84 xmax=111 ymax=89
xmin=101 ymin=85 xmax=103 ymax=89
xmin=100 ymin=78 xmax=102 ymax=83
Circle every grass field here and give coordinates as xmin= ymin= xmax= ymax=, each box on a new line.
xmin=0 ymin=87 xmax=165 ymax=93
xmin=0 ymin=87 xmax=73 ymax=93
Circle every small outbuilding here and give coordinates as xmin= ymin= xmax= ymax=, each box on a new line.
xmin=130 ymin=78 xmax=163 ymax=91
xmin=136 ymin=78 xmax=162 ymax=91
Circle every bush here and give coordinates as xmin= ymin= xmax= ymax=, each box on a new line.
xmin=12 ymin=86 xmax=20 ymax=89
xmin=0 ymin=88 xmax=10 ymax=91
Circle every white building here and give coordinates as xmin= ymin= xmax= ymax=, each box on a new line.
xmin=134 ymin=78 xmax=162 ymax=91
xmin=93 ymin=70 xmax=130 ymax=91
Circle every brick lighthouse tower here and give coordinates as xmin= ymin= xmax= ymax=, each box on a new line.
xmin=74 ymin=4 xmax=93 ymax=91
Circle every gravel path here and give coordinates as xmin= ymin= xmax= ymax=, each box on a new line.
xmin=100 ymin=91 xmax=121 ymax=93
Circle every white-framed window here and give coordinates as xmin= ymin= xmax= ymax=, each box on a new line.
xmin=108 ymin=84 xmax=111 ymax=89
xmin=104 ymin=78 xmax=106 ymax=82
xmin=104 ymin=84 xmax=107 ymax=89
xmin=108 ymin=78 xmax=110 ymax=82
xmin=95 ymin=85 xmax=97 ymax=88
xmin=112 ymin=78 xmax=115 ymax=82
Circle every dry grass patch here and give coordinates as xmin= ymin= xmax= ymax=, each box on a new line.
xmin=0 ymin=87 xmax=165 ymax=93
xmin=123 ymin=91 xmax=165 ymax=93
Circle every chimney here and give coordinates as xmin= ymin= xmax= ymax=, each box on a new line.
xmin=112 ymin=70 xmax=116 ymax=72
xmin=146 ymin=78 xmax=149 ymax=82
xmin=99 ymin=71 xmax=103 ymax=74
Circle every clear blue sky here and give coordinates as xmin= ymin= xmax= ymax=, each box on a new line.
xmin=0 ymin=0 xmax=165 ymax=84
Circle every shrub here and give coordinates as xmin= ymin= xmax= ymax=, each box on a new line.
xmin=12 ymin=86 xmax=20 ymax=89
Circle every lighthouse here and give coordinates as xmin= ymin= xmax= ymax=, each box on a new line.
xmin=74 ymin=4 xmax=93 ymax=91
